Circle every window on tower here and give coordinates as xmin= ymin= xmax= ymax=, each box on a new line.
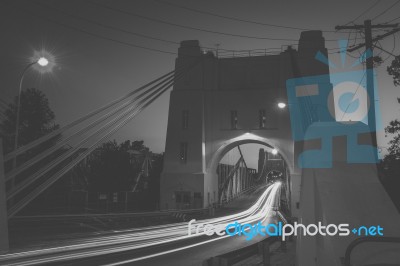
xmin=182 ymin=110 xmax=189 ymax=129
xmin=180 ymin=142 xmax=188 ymax=163
xmin=231 ymin=110 xmax=238 ymax=129
xmin=259 ymin=109 xmax=266 ymax=128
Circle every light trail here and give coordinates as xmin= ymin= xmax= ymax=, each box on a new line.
xmin=0 ymin=183 xmax=282 ymax=266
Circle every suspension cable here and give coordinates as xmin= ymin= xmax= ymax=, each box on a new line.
xmin=7 ymin=59 xmax=201 ymax=217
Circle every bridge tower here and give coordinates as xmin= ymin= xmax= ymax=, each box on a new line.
xmin=160 ymin=31 xmax=332 ymax=217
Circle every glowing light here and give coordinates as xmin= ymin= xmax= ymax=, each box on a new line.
xmin=277 ymin=102 xmax=286 ymax=109
xmin=31 ymin=49 xmax=56 ymax=74
xmin=0 ymin=183 xmax=283 ymax=265
xmin=37 ymin=57 xmax=49 ymax=66
xmin=271 ymin=149 xmax=278 ymax=155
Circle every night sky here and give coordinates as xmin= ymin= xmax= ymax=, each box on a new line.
xmin=1 ymin=0 xmax=400 ymax=160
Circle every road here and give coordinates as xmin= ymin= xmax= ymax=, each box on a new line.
xmin=0 ymin=182 xmax=282 ymax=266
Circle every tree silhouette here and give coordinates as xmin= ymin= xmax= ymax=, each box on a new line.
xmin=0 ymin=88 xmax=60 ymax=168
xmin=387 ymin=55 xmax=400 ymax=86
xmin=385 ymin=55 xmax=400 ymax=163
xmin=384 ymin=98 xmax=400 ymax=162
xmin=380 ymin=56 xmax=400 ymax=211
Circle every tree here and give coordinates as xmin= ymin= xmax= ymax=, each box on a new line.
xmin=86 ymin=140 xmax=158 ymax=192
xmin=86 ymin=140 xmax=132 ymax=192
xmin=380 ymin=56 xmax=400 ymax=211
xmin=0 ymin=88 xmax=60 ymax=167
xmin=384 ymin=98 xmax=400 ymax=162
xmin=385 ymin=56 xmax=400 ymax=162
xmin=387 ymin=55 xmax=400 ymax=86
xmin=85 ymin=140 xmax=163 ymax=210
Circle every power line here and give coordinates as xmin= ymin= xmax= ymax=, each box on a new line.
xmin=153 ymin=0 xmax=337 ymax=33
xmin=336 ymin=19 xmax=398 ymax=150
xmin=344 ymin=0 xmax=382 ymax=26
xmin=84 ymin=0 xmax=299 ymax=41
xmin=6 ymin=2 xmax=354 ymax=59
xmin=86 ymin=0 xmax=351 ymax=42
xmin=346 ymin=26 xmax=400 ymax=52
xmin=374 ymin=34 xmax=397 ymax=61
xmin=33 ymin=0 xmax=179 ymax=45
xmin=340 ymin=70 xmax=366 ymax=122
xmin=372 ymin=0 xmax=400 ymax=21
xmin=30 ymin=1 xmax=285 ymax=53
xmin=386 ymin=14 xmax=400 ymax=23
xmin=7 ymin=2 xmax=179 ymax=56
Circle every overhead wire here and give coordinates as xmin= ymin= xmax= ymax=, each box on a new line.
xmin=84 ymin=0 xmax=356 ymax=42
xmin=340 ymin=70 xmax=366 ymax=122
xmin=5 ymin=1 xmax=179 ymax=56
xmin=153 ymin=0 xmax=337 ymax=33
xmin=372 ymin=0 xmax=400 ymax=21
xmin=5 ymin=0 xmax=347 ymax=61
xmin=386 ymin=15 xmax=400 ymax=23
xmin=343 ymin=0 xmax=382 ymax=26
xmin=31 ymin=0 xmax=290 ymax=53
xmin=84 ymin=0 xmax=299 ymax=42
xmin=33 ymin=0 xmax=179 ymax=45
xmin=374 ymin=33 xmax=397 ymax=61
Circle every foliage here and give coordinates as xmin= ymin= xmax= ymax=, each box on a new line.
xmin=387 ymin=55 xmax=400 ymax=86
xmin=0 ymin=88 xmax=60 ymax=169
xmin=86 ymin=140 xmax=163 ymax=196
xmin=385 ymin=55 xmax=400 ymax=163
xmin=384 ymin=102 xmax=400 ymax=161
xmin=382 ymin=57 xmax=400 ymax=211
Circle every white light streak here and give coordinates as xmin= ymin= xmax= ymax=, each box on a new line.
xmin=0 ymin=183 xmax=282 ymax=266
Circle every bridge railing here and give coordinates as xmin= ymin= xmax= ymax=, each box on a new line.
xmin=219 ymin=184 xmax=259 ymax=205
xmin=11 ymin=207 xmax=208 ymax=221
xmin=203 ymin=237 xmax=282 ymax=266
xmin=343 ymin=236 xmax=400 ymax=266
xmin=200 ymin=44 xmax=299 ymax=59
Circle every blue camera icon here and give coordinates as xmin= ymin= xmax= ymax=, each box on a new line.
xmin=286 ymin=69 xmax=381 ymax=168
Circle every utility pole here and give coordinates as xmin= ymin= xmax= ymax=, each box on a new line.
xmin=335 ymin=20 xmax=398 ymax=155
xmin=0 ymin=139 xmax=9 ymax=253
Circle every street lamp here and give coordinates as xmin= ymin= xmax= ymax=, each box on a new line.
xmin=277 ymin=102 xmax=286 ymax=109
xmin=13 ymin=57 xmax=50 ymax=168
xmin=37 ymin=57 xmax=49 ymax=67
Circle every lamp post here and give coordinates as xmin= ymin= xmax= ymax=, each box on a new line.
xmin=1 ymin=56 xmax=50 ymax=252
xmin=13 ymin=57 xmax=49 ymax=169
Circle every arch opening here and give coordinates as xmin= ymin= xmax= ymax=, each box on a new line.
xmin=209 ymin=137 xmax=292 ymax=215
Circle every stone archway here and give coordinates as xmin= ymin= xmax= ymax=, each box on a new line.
xmin=205 ymin=134 xmax=293 ymax=213
xmin=207 ymin=134 xmax=293 ymax=178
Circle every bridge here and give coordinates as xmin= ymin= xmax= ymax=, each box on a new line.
xmin=1 ymin=30 xmax=400 ymax=266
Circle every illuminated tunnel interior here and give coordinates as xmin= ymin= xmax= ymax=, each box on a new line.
xmin=217 ymin=143 xmax=291 ymax=217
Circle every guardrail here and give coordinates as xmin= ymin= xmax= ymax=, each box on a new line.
xmin=220 ymin=185 xmax=262 ymax=205
xmin=13 ymin=184 xmax=266 ymax=221
xmin=10 ymin=208 xmax=208 ymax=221
xmin=200 ymin=44 xmax=299 ymax=59
xmin=343 ymin=236 xmax=400 ymax=266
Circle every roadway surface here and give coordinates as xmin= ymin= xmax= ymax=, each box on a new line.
xmin=0 ymin=183 xmax=282 ymax=266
